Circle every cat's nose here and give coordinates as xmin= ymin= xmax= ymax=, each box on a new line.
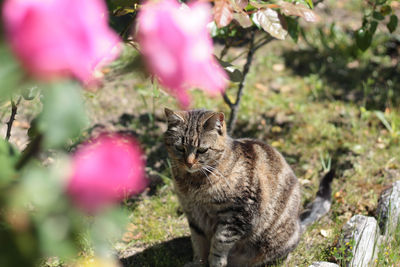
xmin=186 ymin=162 xmax=194 ymax=168
xmin=186 ymin=153 xmax=196 ymax=168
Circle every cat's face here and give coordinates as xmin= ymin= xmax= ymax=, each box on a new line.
xmin=164 ymin=108 xmax=226 ymax=173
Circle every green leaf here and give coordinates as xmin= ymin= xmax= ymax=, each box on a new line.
xmin=286 ymin=16 xmax=300 ymax=43
xmin=375 ymin=111 xmax=393 ymax=133
xmin=355 ymin=28 xmax=373 ymax=51
xmin=253 ymin=9 xmax=288 ymax=40
xmin=16 ymin=162 xmax=79 ymax=259
xmin=21 ymin=86 xmax=39 ymax=101
xmin=375 ymin=0 xmax=387 ymax=5
xmin=380 ymin=5 xmax=392 ymax=16
xmin=305 ymin=0 xmax=313 ymax=9
xmin=370 ymin=20 xmax=378 ymax=34
xmin=0 ymin=45 xmax=23 ymax=104
xmin=38 ymin=81 xmax=88 ymax=148
xmin=0 ymin=139 xmax=19 ymax=186
xmin=106 ymin=0 xmax=138 ymax=10
xmin=387 ymin=14 xmax=398 ymax=33
xmin=90 ymin=209 xmax=129 ymax=256
xmin=294 ymin=0 xmax=313 ymax=9
xmin=372 ymin=11 xmax=385 ymax=21
xmin=218 ymin=59 xmax=243 ymax=83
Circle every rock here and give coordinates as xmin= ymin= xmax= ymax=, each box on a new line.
xmin=308 ymin=261 xmax=339 ymax=267
xmin=339 ymin=215 xmax=379 ymax=267
xmin=376 ymin=181 xmax=400 ymax=236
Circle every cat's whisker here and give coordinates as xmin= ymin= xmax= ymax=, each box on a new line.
xmin=204 ymin=165 xmax=226 ymax=180
xmin=202 ymin=165 xmax=233 ymax=190
xmin=200 ymin=167 xmax=212 ymax=184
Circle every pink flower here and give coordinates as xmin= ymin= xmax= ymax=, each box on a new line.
xmin=67 ymin=135 xmax=147 ymax=214
xmin=2 ymin=0 xmax=120 ymax=85
xmin=137 ymin=0 xmax=228 ymax=108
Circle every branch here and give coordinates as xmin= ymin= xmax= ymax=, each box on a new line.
xmin=220 ymin=39 xmax=234 ymax=108
xmin=15 ymin=134 xmax=42 ymax=170
xmin=5 ymin=97 xmax=21 ymax=141
xmin=226 ymin=30 xmax=256 ymax=134
xmin=224 ymin=32 xmax=276 ymax=134
xmin=253 ymin=37 xmax=273 ymax=51
xmin=219 ymin=41 xmax=231 ymax=61
xmin=313 ymin=0 xmax=325 ymax=6
xmin=222 ymin=92 xmax=233 ymax=108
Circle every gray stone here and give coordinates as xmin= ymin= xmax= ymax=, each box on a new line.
xmin=376 ymin=181 xmax=400 ymax=236
xmin=308 ymin=261 xmax=339 ymax=267
xmin=339 ymin=215 xmax=380 ymax=267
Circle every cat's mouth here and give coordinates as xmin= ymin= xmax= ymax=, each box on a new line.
xmin=185 ymin=166 xmax=200 ymax=173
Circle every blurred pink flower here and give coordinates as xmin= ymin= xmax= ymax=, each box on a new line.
xmin=2 ymin=0 xmax=120 ymax=85
xmin=137 ymin=0 xmax=228 ymax=108
xmin=67 ymin=135 xmax=147 ymax=214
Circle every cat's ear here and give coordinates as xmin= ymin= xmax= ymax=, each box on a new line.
xmin=164 ymin=108 xmax=186 ymax=125
xmin=203 ymin=112 xmax=225 ymax=134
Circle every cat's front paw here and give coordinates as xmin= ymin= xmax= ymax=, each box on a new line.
xmin=208 ymin=256 xmax=227 ymax=267
xmin=183 ymin=261 xmax=206 ymax=267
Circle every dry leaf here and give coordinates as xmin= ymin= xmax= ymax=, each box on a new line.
xmin=279 ymin=1 xmax=319 ymax=22
xmin=214 ymin=0 xmax=233 ymax=28
xmin=234 ymin=0 xmax=248 ymax=10
xmin=320 ymin=229 xmax=330 ymax=237
xmin=233 ymin=12 xmax=253 ymax=28
xmin=253 ymin=9 xmax=287 ymax=40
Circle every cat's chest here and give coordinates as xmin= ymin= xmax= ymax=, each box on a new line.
xmin=177 ymin=192 xmax=220 ymax=236
xmin=173 ymin=169 xmax=234 ymax=197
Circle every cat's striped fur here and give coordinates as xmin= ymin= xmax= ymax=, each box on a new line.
xmin=164 ymin=108 xmax=301 ymax=267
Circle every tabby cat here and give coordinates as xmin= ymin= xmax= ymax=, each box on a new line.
xmin=164 ymin=108 xmax=302 ymax=267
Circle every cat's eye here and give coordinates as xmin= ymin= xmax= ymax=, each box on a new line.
xmin=197 ymin=147 xmax=208 ymax=154
xmin=175 ymin=144 xmax=185 ymax=152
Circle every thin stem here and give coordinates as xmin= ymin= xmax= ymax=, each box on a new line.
xmin=219 ymin=42 xmax=231 ymax=61
xmin=222 ymin=92 xmax=233 ymax=108
xmin=313 ymin=0 xmax=325 ymax=6
xmin=15 ymin=134 xmax=42 ymax=170
xmin=5 ymin=97 xmax=21 ymax=141
xmin=226 ymin=30 xmax=256 ymax=135
xmin=253 ymin=37 xmax=273 ymax=51
xmin=224 ymin=33 xmax=275 ymax=134
xmin=228 ymin=49 xmax=248 ymax=64
xmin=220 ymin=39 xmax=234 ymax=108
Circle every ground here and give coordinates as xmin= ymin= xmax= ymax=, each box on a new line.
xmin=1 ymin=0 xmax=400 ymax=266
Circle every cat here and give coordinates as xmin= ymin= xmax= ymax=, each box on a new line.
xmin=164 ymin=108 xmax=334 ymax=267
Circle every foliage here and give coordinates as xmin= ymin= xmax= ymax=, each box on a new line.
xmin=0 ymin=0 xmax=399 ymax=266
xmin=355 ymin=0 xmax=398 ymax=51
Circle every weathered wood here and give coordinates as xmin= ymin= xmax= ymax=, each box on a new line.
xmin=376 ymin=181 xmax=400 ymax=236
xmin=338 ymin=215 xmax=380 ymax=267
xmin=308 ymin=262 xmax=339 ymax=267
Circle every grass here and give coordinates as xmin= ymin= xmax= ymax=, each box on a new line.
xmin=108 ymin=43 xmax=399 ymax=267
xmin=98 ymin=2 xmax=400 ymax=264
xmin=3 ymin=0 xmax=399 ymax=266
xmin=376 ymin=221 xmax=400 ymax=266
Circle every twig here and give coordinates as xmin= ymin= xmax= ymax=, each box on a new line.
xmin=253 ymin=37 xmax=273 ymax=51
xmin=222 ymin=92 xmax=233 ymax=108
xmin=313 ymin=0 xmax=324 ymax=6
xmin=226 ymin=30 xmax=256 ymax=135
xmin=5 ymin=97 xmax=21 ymax=141
xmin=222 ymin=32 xmax=275 ymax=134
xmin=219 ymin=40 xmax=232 ymax=60
xmin=15 ymin=134 xmax=42 ymax=170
